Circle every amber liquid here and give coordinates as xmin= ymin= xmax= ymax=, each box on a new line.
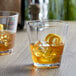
xmin=30 ymin=41 xmax=64 ymax=65
xmin=0 ymin=31 xmax=15 ymax=51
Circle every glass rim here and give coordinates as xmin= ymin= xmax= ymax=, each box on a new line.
xmin=0 ymin=11 xmax=19 ymax=18
xmin=26 ymin=20 xmax=67 ymax=23
xmin=26 ymin=20 xmax=68 ymax=27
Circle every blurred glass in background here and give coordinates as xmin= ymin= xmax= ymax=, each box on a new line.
xmin=25 ymin=0 xmax=76 ymax=20
xmin=0 ymin=0 xmax=75 ymax=29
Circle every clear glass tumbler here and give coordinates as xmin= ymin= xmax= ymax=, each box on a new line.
xmin=27 ymin=20 xmax=68 ymax=68
xmin=0 ymin=11 xmax=19 ymax=56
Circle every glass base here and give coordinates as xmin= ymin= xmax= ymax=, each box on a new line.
xmin=34 ymin=63 xmax=60 ymax=69
xmin=0 ymin=49 xmax=13 ymax=56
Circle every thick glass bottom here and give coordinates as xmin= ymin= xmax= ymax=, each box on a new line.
xmin=34 ymin=63 xmax=60 ymax=69
xmin=0 ymin=49 xmax=13 ymax=56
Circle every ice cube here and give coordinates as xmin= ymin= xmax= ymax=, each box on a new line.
xmin=34 ymin=51 xmax=42 ymax=57
xmin=0 ymin=35 xmax=4 ymax=39
xmin=4 ymin=42 xmax=8 ymax=46
xmin=0 ymin=31 xmax=10 ymax=46
xmin=35 ymin=41 xmax=41 ymax=46
xmin=39 ymin=41 xmax=50 ymax=47
xmin=37 ymin=41 xmax=51 ymax=54
xmin=34 ymin=41 xmax=52 ymax=57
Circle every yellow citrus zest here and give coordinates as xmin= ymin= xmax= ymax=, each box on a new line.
xmin=45 ymin=33 xmax=62 ymax=45
xmin=0 ymin=24 xmax=3 ymax=31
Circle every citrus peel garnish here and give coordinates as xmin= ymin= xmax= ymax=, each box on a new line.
xmin=0 ymin=24 xmax=3 ymax=31
xmin=45 ymin=33 xmax=62 ymax=45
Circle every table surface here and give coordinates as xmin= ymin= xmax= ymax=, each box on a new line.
xmin=0 ymin=22 xmax=76 ymax=76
